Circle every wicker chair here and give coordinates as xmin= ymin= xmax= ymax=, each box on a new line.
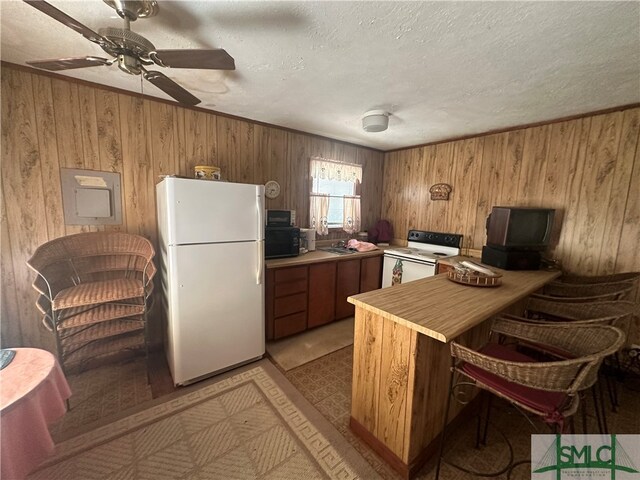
xmin=498 ymin=298 xmax=637 ymax=431
xmin=435 ymin=319 xmax=625 ymax=479
xmin=503 ymin=297 xmax=637 ymax=327
xmin=558 ymin=272 xmax=640 ymax=284
xmin=532 ymin=281 xmax=635 ymax=303
xmin=551 ymin=272 xmax=640 ymax=302
xmin=27 ymin=232 xmax=156 ymax=373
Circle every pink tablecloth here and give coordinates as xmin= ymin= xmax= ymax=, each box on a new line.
xmin=1 ymin=348 xmax=72 ymax=479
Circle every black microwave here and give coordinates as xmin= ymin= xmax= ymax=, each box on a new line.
xmin=265 ymin=227 xmax=300 ymax=259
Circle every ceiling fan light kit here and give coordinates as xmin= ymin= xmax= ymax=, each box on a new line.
xmin=22 ymin=0 xmax=235 ymax=106
xmin=362 ymin=110 xmax=390 ymax=133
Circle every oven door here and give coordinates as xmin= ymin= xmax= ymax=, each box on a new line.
xmin=382 ymin=254 xmax=436 ymax=288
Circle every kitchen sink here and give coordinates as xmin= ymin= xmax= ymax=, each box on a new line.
xmin=318 ymin=247 xmax=357 ymax=255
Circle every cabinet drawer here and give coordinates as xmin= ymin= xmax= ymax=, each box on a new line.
xmin=274 ymin=312 xmax=307 ymax=339
xmin=275 ymin=279 xmax=307 ymax=297
xmin=274 ymin=266 xmax=307 ymax=283
xmin=274 ymin=293 xmax=307 ymax=317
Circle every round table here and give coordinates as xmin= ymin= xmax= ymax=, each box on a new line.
xmin=1 ymin=348 xmax=72 ymax=479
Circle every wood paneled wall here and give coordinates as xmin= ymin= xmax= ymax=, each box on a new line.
xmin=382 ymin=108 xmax=640 ymax=276
xmin=0 ymin=66 xmax=384 ymax=349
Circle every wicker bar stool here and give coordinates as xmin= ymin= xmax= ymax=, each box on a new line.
xmin=27 ymin=232 xmax=156 ymax=375
xmin=553 ymin=272 xmax=640 ymax=299
xmin=435 ymin=319 xmax=625 ymax=480
xmin=532 ymin=281 xmax=635 ymax=303
xmin=498 ymin=298 xmax=637 ymax=432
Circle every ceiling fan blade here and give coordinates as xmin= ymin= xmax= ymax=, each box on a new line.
xmin=23 ymin=0 xmax=113 ymax=46
xmin=152 ymin=49 xmax=235 ymax=70
xmin=143 ymin=71 xmax=201 ymax=106
xmin=27 ymin=56 xmax=112 ymax=71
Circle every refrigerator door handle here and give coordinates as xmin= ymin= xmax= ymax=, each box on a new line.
xmin=256 ymin=191 xmax=264 ymax=238
xmin=256 ymin=241 xmax=264 ymax=285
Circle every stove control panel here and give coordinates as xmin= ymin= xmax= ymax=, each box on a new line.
xmin=407 ymin=230 xmax=463 ymax=248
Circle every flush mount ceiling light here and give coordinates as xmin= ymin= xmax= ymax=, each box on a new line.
xmin=362 ymin=110 xmax=390 ymax=133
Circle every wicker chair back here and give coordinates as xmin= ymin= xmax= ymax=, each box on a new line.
xmin=535 ymin=281 xmax=635 ymax=303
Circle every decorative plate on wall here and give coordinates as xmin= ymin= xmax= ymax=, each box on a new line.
xmin=429 ymin=183 xmax=452 ymax=200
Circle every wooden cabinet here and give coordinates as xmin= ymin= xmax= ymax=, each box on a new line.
xmin=360 ymin=255 xmax=382 ymax=293
xmin=308 ymin=262 xmax=337 ymax=328
xmin=335 ymin=259 xmax=361 ymax=320
xmin=266 ymin=266 xmax=308 ymax=341
xmin=265 ymin=253 xmax=383 ymax=340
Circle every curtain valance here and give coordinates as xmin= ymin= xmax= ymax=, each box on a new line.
xmin=310 ymin=157 xmax=362 ymax=184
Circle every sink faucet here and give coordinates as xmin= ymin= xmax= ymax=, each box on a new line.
xmin=332 ymin=240 xmax=346 ymax=248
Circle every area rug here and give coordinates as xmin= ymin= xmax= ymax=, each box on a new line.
xmin=267 ymin=317 xmax=354 ymax=371
xmin=30 ymin=360 xmax=380 ymax=480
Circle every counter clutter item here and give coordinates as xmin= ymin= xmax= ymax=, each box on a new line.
xmin=448 ymin=260 xmax=503 ymax=287
xmin=0 ymin=349 xmax=15 ymax=369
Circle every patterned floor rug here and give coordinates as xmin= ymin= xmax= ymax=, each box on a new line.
xmin=30 ymin=360 xmax=381 ymax=480
xmin=286 ymin=346 xmax=640 ymax=480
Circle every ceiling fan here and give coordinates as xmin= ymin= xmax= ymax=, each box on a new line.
xmin=22 ymin=0 xmax=236 ymax=106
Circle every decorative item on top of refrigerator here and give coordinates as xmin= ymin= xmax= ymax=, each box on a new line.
xmin=156 ymin=177 xmax=265 ymax=386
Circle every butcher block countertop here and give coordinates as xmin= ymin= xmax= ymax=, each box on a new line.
xmin=265 ymin=248 xmax=383 ymax=268
xmin=348 ymin=267 xmax=560 ymax=343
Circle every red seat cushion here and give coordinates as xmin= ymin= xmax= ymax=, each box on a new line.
xmin=462 ymin=343 xmax=568 ymax=423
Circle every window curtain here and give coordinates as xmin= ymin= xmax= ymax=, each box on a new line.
xmin=309 ymin=157 xmax=361 ymax=236
xmin=343 ymin=195 xmax=361 ymax=234
xmin=310 ymin=157 xmax=362 ymax=184
xmin=310 ymin=193 xmax=329 ymax=236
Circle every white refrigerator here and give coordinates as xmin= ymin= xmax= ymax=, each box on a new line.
xmin=156 ymin=177 xmax=265 ymax=386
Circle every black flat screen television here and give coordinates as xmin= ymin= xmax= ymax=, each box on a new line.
xmin=486 ymin=206 xmax=555 ymax=251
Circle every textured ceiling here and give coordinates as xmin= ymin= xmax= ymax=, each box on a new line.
xmin=1 ymin=1 xmax=639 ymax=151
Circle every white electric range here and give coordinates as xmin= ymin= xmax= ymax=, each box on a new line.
xmin=381 ymin=230 xmax=463 ymax=288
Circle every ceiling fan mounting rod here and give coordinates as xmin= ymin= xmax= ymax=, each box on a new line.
xmin=104 ymin=0 xmax=159 ymax=22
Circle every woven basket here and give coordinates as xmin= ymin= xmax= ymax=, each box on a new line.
xmin=447 ymin=269 xmax=502 ymax=287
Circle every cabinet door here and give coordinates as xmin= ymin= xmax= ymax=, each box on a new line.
xmin=360 ymin=255 xmax=382 ymax=293
xmin=335 ymin=259 xmax=361 ymax=319
xmin=308 ymin=262 xmax=336 ymax=328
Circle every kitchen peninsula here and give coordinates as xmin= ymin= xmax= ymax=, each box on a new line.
xmin=347 ymin=268 xmax=560 ymax=478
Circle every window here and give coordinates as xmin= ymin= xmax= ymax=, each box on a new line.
xmin=309 ymin=157 xmax=362 ymax=236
